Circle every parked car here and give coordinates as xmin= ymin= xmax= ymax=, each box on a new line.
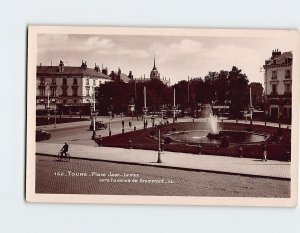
xmin=36 ymin=129 xmax=51 ymax=141
xmin=89 ymin=121 xmax=107 ymax=130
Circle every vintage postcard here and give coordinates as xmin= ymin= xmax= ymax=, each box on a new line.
xmin=26 ymin=26 xmax=299 ymax=206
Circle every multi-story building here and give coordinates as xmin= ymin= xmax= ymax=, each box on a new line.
xmin=36 ymin=60 xmax=111 ymax=115
xmin=263 ymin=49 xmax=292 ymax=122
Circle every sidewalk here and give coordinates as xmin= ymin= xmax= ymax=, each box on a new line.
xmin=37 ymin=116 xmax=133 ymax=131
xmin=36 ymin=142 xmax=291 ymax=180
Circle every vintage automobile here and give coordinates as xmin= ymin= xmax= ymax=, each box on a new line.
xmin=89 ymin=121 xmax=107 ymax=130
xmin=36 ymin=129 xmax=51 ymax=141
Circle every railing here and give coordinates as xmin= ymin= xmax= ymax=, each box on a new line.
xmin=270 ymin=92 xmax=278 ymax=96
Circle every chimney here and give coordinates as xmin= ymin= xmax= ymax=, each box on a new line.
xmin=272 ymin=49 xmax=281 ymax=58
xmin=81 ymin=60 xmax=87 ymax=70
xmin=128 ymin=71 xmax=133 ymax=79
xmin=94 ymin=63 xmax=100 ymax=73
xmin=102 ymin=67 xmax=108 ymax=75
xmin=58 ymin=60 xmax=64 ymax=72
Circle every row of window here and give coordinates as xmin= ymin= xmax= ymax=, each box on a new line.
xmin=39 ymin=77 xmax=101 ymax=86
xmin=271 ymin=83 xmax=291 ymax=94
xmin=39 ymin=87 xmax=79 ymax=97
xmin=271 ymin=70 xmax=291 ymax=79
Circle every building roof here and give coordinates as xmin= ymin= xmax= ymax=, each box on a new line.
xmin=275 ymin=51 xmax=292 ymax=64
xmin=37 ymin=66 xmax=111 ymax=79
xmin=119 ymin=73 xmax=131 ymax=83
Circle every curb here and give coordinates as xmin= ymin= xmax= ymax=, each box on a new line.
xmin=36 ymin=153 xmax=291 ymax=181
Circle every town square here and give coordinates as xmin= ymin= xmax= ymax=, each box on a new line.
xmin=33 ymin=29 xmax=293 ymax=199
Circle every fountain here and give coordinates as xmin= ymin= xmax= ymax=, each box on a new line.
xmin=207 ymin=114 xmax=219 ymax=139
xmin=165 ymin=112 xmax=267 ymax=146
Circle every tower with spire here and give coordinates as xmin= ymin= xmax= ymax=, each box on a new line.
xmin=150 ymin=55 xmax=160 ymax=80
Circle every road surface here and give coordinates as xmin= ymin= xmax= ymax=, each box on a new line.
xmin=36 ymin=155 xmax=290 ymax=197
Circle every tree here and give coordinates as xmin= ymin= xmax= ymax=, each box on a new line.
xmin=227 ymin=66 xmax=249 ymax=117
xmin=249 ymin=82 xmax=264 ymax=110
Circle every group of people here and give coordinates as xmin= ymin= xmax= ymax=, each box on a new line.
xmin=239 ymin=145 xmax=267 ymax=161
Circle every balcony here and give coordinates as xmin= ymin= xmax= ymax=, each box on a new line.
xmin=270 ymin=92 xmax=278 ymax=97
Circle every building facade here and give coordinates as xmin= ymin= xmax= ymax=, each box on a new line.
xmin=36 ymin=60 xmax=111 ymax=115
xmin=263 ymin=49 xmax=292 ymax=122
xmin=135 ymin=56 xmax=171 ymax=86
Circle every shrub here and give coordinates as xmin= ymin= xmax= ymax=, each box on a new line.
xmin=164 ymin=137 xmax=172 ymax=144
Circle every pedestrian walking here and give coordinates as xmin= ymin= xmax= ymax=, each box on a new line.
xmin=145 ymin=120 xmax=148 ymax=128
xmin=129 ymin=121 xmax=132 ymax=128
xmin=239 ymin=146 xmax=243 ymax=158
xmin=262 ymin=144 xmax=267 ymax=161
xmin=122 ymin=120 xmax=124 ymax=128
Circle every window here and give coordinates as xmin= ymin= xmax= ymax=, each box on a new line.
xmin=272 ymin=71 xmax=277 ymax=79
xmin=51 ymin=78 xmax=56 ymax=85
xmin=272 ymin=84 xmax=277 ymax=94
xmin=86 ymin=87 xmax=90 ymax=96
xmin=40 ymin=78 xmax=45 ymax=85
xmin=93 ymin=79 xmax=96 ymax=86
xmin=62 ymin=88 xmax=68 ymax=96
xmin=39 ymin=87 xmax=45 ymax=96
xmin=285 ymin=83 xmax=291 ymax=93
xmin=86 ymin=78 xmax=89 ymax=85
xmin=63 ymin=78 xmax=67 ymax=86
xmin=50 ymin=87 xmax=57 ymax=96
xmin=73 ymin=78 xmax=78 ymax=85
xmin=285 ymin=70 xmax=291 ymax=78
xmin=72 ymin=87 xmax=78 ymax=97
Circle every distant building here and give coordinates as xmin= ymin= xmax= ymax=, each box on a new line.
xmin=134 ymin=56 xmax=171 ymax=86
xmin=109 ymin=68 xmax=133 ymax=83
xmin=36 ymin=60 xmax=111 ymax=115
xmin=263 ymin=49 xmax=292 ymax=122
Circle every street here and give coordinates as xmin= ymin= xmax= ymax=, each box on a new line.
xmin=36 ymin=155 xmax=290 ymax=197
xmin=42 ymin=116 xmax=145 ymax=146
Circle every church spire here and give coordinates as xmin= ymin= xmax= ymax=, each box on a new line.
xmin=153 ymin=54 xmax=156 ymax=69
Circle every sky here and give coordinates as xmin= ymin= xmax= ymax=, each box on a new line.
xmin=37 ymin=33 xmax=294 ymax=85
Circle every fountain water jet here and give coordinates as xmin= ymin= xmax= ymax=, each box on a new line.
xmin=208 ymin=113 xmax=219 ymax=135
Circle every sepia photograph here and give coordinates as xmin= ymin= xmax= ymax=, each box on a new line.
xmin=26 ymin=26 xmax=299 ymax=206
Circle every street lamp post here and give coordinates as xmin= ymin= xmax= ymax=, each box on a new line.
xmin=249 ymin=86 xmax=253 ymax=125
xmin=143 ymin=86 xmax=148 ymax=129
xmin=157 ymin=124 xmax=162 ymax=163
xmin=108 ymin=107 xmax=112 ymax=136
xmin=46 ymin=83 xmax=50 ymax=125
xmin=54 ymin=110 xmax=57 ymax=128
xmin=173 ymin=88 xmax=177 ymax=123
xmin=92 ymin=87 xmax=96 ymax=139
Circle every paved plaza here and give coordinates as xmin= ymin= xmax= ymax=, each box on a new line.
xmin=36 ymin=141 xmax=291 ymax=180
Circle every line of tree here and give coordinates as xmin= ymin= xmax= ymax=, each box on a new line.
xmin=95 ymin=66 xmax=263 ymax=118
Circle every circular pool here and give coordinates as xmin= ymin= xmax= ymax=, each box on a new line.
xmin=166 ymin=130 xmax=267 ymax=146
